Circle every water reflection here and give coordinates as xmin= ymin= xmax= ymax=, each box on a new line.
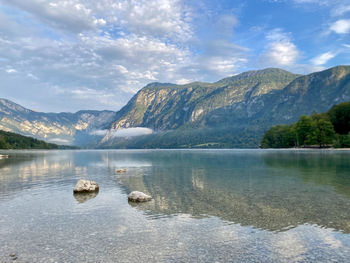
xmin=116 ymin=150 xmax=350 ymax=233
xmin=73 ymin=191 xmax=99 ymax=203
xmin=0 ymin=150 xmax=350 ymax=262
xmin=262 ymin=151 xmax=350 ymax=197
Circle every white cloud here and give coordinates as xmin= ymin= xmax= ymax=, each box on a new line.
xmin=330 ymin=19 xmax=350 ymax=34
xmin=266 ymin=42 xmax=299 ymax=65
xmin=115 ymin=0 xmax=193 ymax=40
xmin=260 ymin=29 xmax=300 ymax=66
xmin=112 ymin=127 xmax=153 ymax=137
xmin=2 ymin=0 xmax=98 ymax=33
xmin=48 ymin=138 xmax=71 ymax=144
xmin=5 ymin=69 xmax=17 ymax=73
xmin=1 ymin=0 xmax=193 ymax=39
xmin=89 ymin=129 xmax=108 ymax=136
xmin=310 ymin=51 xmax=337 ymax=65
xmin=0 ymin=0 xmax=197 ymax=111
xmin=176 ymin=78 xmax=192 ymax=85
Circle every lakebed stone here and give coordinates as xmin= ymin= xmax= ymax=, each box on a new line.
xmin=128 ymin=191 xmax=152 ymax=202
xmin=73 ymin=179 xmax=99 ymax=193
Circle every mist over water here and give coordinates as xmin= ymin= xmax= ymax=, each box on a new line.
xmin=0 ymin=149 xmax=350 ymax=262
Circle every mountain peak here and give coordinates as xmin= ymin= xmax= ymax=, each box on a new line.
xmin=217 ymin=68 xmax=300 ymax=85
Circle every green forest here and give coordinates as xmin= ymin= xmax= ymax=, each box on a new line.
xmin=0 ymin=130 xmax=77 ymax=149
xmin=261 ymin=101 xmax=350 ymax=148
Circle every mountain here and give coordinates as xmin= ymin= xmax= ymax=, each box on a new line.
xmin=101 ymin=66 xmax=350 ymax=148
xmin=0 ymin=99 xmax=116 ymax=145
xmin=1 ymin=66 xmax=349 ymax=148
xmin=105 ymin=68 xmax=299 ymax=132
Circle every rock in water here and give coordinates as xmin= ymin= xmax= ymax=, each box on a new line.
xmin=128 ymin=191 xmax=152 ymax=202
xmin=73 ymin=179 xmax=99 ymax=193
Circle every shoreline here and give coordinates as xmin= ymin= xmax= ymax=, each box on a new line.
xmin=1 ymin=148 xmax=350 ymax=152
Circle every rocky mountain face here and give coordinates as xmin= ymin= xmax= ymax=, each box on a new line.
xmin=0 ymin=99 xmax=116 ymax=145
xmin=102 ymin=66 xmax=350 ymax=148
xmin=108 ymin=68 xmax=299 ymax=131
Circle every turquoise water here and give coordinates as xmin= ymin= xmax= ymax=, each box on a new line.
xmin=0 ymin=149 xmax=350 ymax=262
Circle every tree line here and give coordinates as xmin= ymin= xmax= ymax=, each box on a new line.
xmin=0 ymin=130 xmax=78 ymax=149
xmin=261 ymin=101 xmax=350 ymax=148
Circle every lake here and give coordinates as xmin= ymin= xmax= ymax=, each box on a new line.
xmin=0 ymin=149 xmax=350 ymax=262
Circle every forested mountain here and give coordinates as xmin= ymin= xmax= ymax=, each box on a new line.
xmin=101 ymin=66 xmax=350 ymax=148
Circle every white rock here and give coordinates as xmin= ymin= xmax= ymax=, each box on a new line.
xmin=128 ymin=191 xmax=152 ymax=202
xmin=73 ymin=179 xmax=99 ymax=193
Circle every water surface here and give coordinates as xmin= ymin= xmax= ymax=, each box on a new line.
xmin=0 ymin=149 xmax=350 ymax=262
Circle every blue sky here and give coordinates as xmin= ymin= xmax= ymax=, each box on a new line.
xmin=0 ymin=0 xmax=349 ymax=112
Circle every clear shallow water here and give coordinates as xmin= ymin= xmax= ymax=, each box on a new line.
xmin=0 ymin=149 xmax=350 ymax=262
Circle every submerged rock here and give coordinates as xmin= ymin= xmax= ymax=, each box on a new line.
xmin=73 ymin=179 xmax=99 ymax=193
xmin=128 ymin=191 xmax=152 ymax=202
xmin=116 ymin=168 xmax=127 ymax=173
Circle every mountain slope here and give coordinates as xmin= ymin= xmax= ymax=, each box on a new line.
xmin=0 ymin=99 xmax=116 ymax=145
xmin=102 ymin=66 xmax=350 ymax=148
xmin=202 ymin=66 xmax=350 ymax=127
xmin=103 ymin=68 xmax=299 ymax=142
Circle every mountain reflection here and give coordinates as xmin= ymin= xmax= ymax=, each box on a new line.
xmin=1 ymin=150 xmax=350 ymax=234
xmin=117 ymin=150 xmax=350 ymax=233
xmin=0 ymin=151 xmax=78 ymax=199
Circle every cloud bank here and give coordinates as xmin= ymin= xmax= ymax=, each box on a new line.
xmin=90 ymin=127 xmax=153 ymax=138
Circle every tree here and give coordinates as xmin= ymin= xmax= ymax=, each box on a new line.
xmin=295 ymin=116 xmax=314 ymax=147
xmin=328 ymin=101 xmax=350 ymax=135
xmin=311 ymin=117 xmax=335 ymax=147
xmin=334 ymin=134 xmax=350 ymax=148
xmin=0 ymin=136 xmax=9 ymax=149
xmin=261 ymin=125 xmax=296 ymax=148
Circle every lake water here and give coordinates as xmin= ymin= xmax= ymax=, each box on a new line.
xmin=0 ymin=149 xmax=350 ymax=262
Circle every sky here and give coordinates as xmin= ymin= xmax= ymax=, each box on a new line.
xmin=0 ymin=0 xmax=349 ymax=112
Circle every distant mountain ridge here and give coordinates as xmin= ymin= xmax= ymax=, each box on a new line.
xmin=0 ymin=99 xmax=116 ymax=145
xmin=0 ymin=66 xmax=349 ymax=148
